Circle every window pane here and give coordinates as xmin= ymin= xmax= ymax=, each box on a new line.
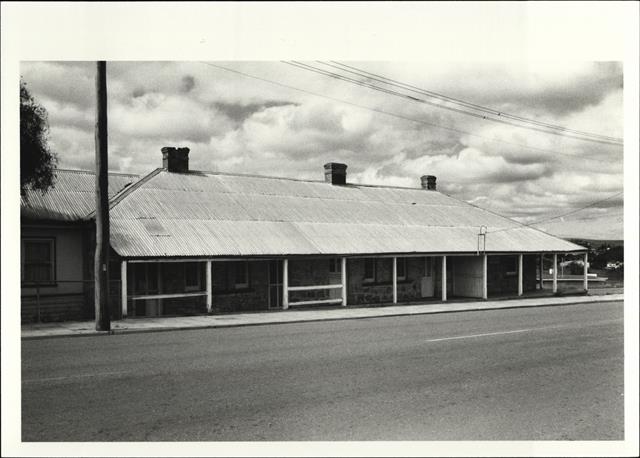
xmin=23 ymin=240 xmax=53 ymax=282
xmin=379 ymin=258 xmax=392 ymax=282
xmin=25 ymin=241 xmax=51 ymax=263
xmin=185 ymin=262 xmax=199 ymax=287
xmin=364 ymin=259 xmax=374 ymax=280
xmin=398 ymin=258 xmax=406 ymax=278
xmin=25 ymin=264 xmax=51 ymax=282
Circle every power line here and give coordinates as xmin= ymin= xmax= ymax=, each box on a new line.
xmin=284 ymin=61 xmax=623 ymax=147
xmin=326 ymin=61 xmax=624 ymax=144
xmin=198 ymin=61 xmax=614 ymax=164
xmin=325 ymin=61 xmax=624 ymax=144
xmin=486 ymin=191 xmax=624 ymax=234
xmin=521 ymin=210 xmax=624 ymax=222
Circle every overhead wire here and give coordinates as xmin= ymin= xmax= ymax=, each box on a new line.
xmin=197 ymin=61 xmax=623 ymax=238
xmin=284 ymin=61 xmax=623 ymax=147
xmin=198 ymin=61 xmax=616 ymax=163
xmin=486 ymin=191 xmax=624 ymax=234
xmin=324 ymin=61 xmax=624 ymax=144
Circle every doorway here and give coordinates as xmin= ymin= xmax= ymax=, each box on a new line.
xmin=420 ymin=256 xmax=435 ymax=298
xmin=328 ymin=258 xmax=342 ymax=300
xmin=268 ymin=260 xmax=283 ymax=309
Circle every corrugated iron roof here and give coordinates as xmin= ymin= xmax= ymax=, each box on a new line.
xmin=21 ymin=169 xmax=139 ymax=222
xmin=109 ymin=170 xmax=585 ymax=257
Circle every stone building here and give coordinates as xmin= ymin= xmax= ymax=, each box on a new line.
xmin=21 ymin=147 xmax=588 ymax=321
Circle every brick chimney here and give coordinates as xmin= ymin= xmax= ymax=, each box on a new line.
xmin=324 ymin=162 xmax=347 ymax=185
xmin=420 ymin=175 xmax=437 ymax=190
xmin=162 ymin=147 xmax=190 ymax=173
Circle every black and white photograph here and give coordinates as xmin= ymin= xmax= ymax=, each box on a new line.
xmin=2 ymin=2 xmax=638 ymax=457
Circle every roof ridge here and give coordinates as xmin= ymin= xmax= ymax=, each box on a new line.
xmin=54 ymin=167 xmax=140 ymax=177
xmin=191 ymin=169 xmax=325 ymax=183
xmin=84 ymin=168 xmax=163 ymax=220
xmin=191 ymin=169 xmax=445 ymax=193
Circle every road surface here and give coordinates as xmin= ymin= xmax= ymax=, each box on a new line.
xmin=22 ymin=301 xmax=624 ymax=441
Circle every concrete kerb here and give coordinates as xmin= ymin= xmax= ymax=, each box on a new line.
xmin=21 ymin=294 xmax=624 ymax=340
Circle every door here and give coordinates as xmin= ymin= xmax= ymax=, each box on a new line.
xmin=268 ymin=260 xmax=283 ymax=309
xmin=328 ymin=258 xmax=342 ymax=299
xmin=132 ymin=262 xmax=161 ymax=316
xmin=420 ymin=256 xmax=435 ymax=297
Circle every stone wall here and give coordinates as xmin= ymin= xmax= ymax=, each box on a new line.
xmin=288 ymin=258 xmax=334 ymax=304
xmin=347 ymin=257 xmax=425 ymax=305
xmin=98 ymin=254 xmax=544 ymax=319
xmin=487 ymin=254 xmax=537 ymax=295
xmin=212 ymin=260 xmax=270 ymax=312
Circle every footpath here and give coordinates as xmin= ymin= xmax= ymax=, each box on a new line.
xmin=21 ymin=292 xmax=624 ymax=340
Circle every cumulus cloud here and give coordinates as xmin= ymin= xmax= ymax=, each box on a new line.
xmin=180 ymin=75 xmax=196 ymax=93
xmin=214 ymin=101 xmax=297 ymax=123
xmin=18 ymin=60 xmax=624 ymax=233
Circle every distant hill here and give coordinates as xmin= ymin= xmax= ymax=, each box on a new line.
xmin=531 ymin=212 xmax=623 ymax=241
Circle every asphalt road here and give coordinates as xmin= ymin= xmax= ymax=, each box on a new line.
xmin=22 ymin=301 xmax=624 ymax=441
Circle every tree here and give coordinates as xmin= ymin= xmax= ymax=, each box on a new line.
xmin=20 ymin=78 xmax=57 ymax=195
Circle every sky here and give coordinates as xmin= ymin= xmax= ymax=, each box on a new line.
xmin=19 ymin=60 xmax=624 ymax=238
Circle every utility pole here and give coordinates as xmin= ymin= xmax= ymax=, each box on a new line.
xmin=94 ymin=61 xmax=110 ymax=331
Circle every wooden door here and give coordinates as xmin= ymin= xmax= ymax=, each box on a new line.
xmin=420 ymin=257 xmax=435 ymax=297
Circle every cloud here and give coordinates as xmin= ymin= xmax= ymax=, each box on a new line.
xmin=21 ymin=61 xmax=95 ymax=110
xmin=400 ymin=148 xmax=551 ymax=186
xmin=180 ymin=75 xmax=196 ymax=93
xmin=352 ymin=61 xmax=623 ymax=117
xmin=110 ymin=92 xmax=235 ymax=144
xmin=132 ymin=87 xmax=146 ymax=98
xmin=214 ymin=100 xmax=297 ymax=123
xmin=17 ymin=60 xmax=624 ymax=228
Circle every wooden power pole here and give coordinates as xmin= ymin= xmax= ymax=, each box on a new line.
xmin=94 ymin=61 xmax=111 ymax=331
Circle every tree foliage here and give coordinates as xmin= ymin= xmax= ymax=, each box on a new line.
xmin=20 ymin=78 xmax=57 ymax=195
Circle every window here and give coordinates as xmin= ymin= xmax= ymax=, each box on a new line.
xmin=185 ymin=262 xmax=201 ymax=291
xmin=364 ymin=259 xmax=375 ymax=283
xmin=425 ymin=257 xmax=432 ymax=277
xmin=378 ymin=258 xmax=392 ymax=283
xmin=397 ymin=258 xmax=407 ymax=281
xmin=134 ymin=262 xmax=159 ymax=294
xmin=505 ymin=256 xmax=517 ymax=276
xmin=233 ymin=261 xmax=249 ymax=289
xmin=22 ymin=238 xmax=55 ymax=284
xmin=329 ymin=258 xmax=341 ymax=274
